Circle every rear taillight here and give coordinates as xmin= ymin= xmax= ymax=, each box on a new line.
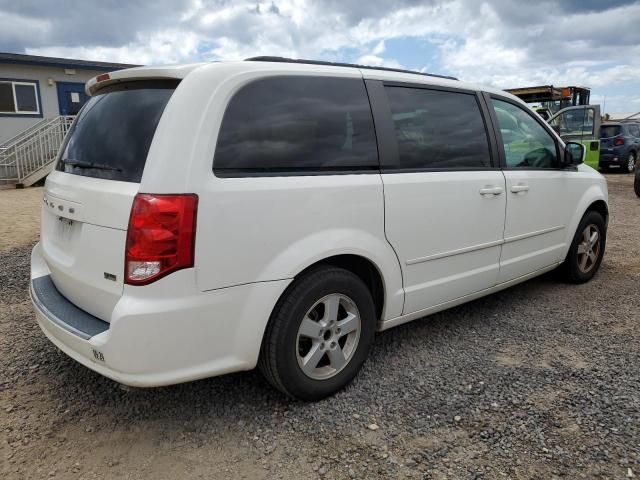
xmin=125 ymin=193 xmax=198 ymax=285
xmin=614 ymin=137 xmax=625 ymax=146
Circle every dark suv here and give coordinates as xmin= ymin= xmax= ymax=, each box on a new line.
xmin=599 ymin=122 xmax=640 ymax=173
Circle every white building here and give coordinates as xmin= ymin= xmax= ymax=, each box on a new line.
xmin=0 ymin=52 xmax=137 ymax=143
xmin=0 ymin=53 xmax=137 ymax=186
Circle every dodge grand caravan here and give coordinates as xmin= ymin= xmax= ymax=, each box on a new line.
xmin=31 ymin=57 xmax=608 ymax=400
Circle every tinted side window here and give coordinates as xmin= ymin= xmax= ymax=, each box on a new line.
xmin=491 ymin=99 xmax=558 ymax=169
xmin=214 ymin=76 xmax=378 ymax=174
xmin=383 ymin=86 xmax=491 ymax=170
xmin=628 ymin=124 xmax=640 ymax=137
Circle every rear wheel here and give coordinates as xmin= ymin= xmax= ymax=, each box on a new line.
xmin=259 ymin=266 xmax=376 ymax=400
xmin=626 ymin=152 xmax=636 ymax=173
xmin=558 ymin=210 xmax=606 ymax=283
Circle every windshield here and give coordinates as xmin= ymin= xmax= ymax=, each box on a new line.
xmin=56 ymin=80 xmax=177 ymax=183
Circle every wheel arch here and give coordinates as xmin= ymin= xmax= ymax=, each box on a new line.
xmin=562 ymin=187 xmax=609 ymax=260
xmin=255 ymin=227 xmax=405 ymax=322
xmin=294 ymin=254 xmax=386 ymax=323
xmin=586 ymin=199 xmax=609 ymax=225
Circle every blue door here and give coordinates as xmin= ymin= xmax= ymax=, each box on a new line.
xmin=56 ymin=82 xmax=89 ymax=115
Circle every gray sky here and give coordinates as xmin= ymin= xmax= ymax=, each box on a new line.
xmin=1 ymin=0 xmax=639 ymax=113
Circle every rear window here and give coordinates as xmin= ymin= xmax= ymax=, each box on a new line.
xmin=56 ymin=80 xmax=177 ymax=183
xmin=213 ymin=76 xmax=378 ymax=175
xmin=600 ymin=125 xmax=621 ymax=138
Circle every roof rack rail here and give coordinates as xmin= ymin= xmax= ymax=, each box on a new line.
xmin=244 ymin=56 xmax=458 ymax=81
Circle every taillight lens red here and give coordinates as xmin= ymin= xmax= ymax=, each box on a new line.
xmin=125 ymin=193 xmax=198 ymax=285
xmin=614 ymin=137 xmax=625 ymax=146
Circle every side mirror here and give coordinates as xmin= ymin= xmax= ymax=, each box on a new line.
xmin=563 ymin=141 xmax=585 ymax=166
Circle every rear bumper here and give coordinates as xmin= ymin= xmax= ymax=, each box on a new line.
xmin=31 ymin=275 xmax=110 ymax=340
xmin=599 ymin=153 xmax=626 ymax=167
xmin=30 ymin=242 xmax=290 ymax=387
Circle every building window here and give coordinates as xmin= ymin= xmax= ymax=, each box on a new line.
xmin=0 ymin=80 xmax=40 ymax=115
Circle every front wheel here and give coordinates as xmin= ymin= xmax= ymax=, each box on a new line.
xmin=259 ymin=266 xmax=376 ymax=401
xmin=558 ymin=210 xmax=606 ymax=283
xmin=634 ymin=167 xmax=640 ymax=197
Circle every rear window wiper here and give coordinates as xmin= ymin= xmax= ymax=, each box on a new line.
xmin=60 ymin=159 xmax=122 ymax=172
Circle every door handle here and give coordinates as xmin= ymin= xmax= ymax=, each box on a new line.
xmin=479 ymin=186 xmax=504 ymax=196
xmin=510 ymin=184 xmax=530 ymax=194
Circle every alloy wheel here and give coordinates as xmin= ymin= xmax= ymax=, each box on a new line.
xmin=576 ymin=224 xmax=601 ymax=274
xmin=296 ymin=294 xmax=361 ymax=380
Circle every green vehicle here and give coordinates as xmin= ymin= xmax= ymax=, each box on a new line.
xmin=505 ymin=86 xmax=600 ymax=169
xmin=548 ymin=105 xmax=601 ymax=169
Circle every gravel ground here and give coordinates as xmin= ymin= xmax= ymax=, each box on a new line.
xmin=1 ymin=174 xmax=639 ymax=480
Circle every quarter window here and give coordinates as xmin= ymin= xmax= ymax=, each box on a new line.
xmin=0 ymin=80 xmax=39 ymax=114
xmin=214 ymin=76 xmax=378 ymax=174
xmin=628 ymin=124 xmax=640 ymax=137
xmin=491 ymin=99 xmax=558 ymax=169
xmin=383 ymin=86 xmax=492 ymax=170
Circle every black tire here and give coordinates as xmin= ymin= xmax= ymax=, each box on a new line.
xmin=634 ymin=167 xmax=640 ymax=197
xmin=558 ymin=210 xmax=606 ymax=283
xmin=259 ymin=266 xmax=376 ymax=401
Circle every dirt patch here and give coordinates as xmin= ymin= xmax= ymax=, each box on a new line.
xmin=0 ymin=187 xmax=43 ymax=253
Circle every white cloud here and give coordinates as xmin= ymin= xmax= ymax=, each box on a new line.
xmin=355 ymin=54 xmax=404 ymax=69
xmin=27 ymin=30 xmax=203 ymax=65
xmin=0 ymin=10 xmax=52 ymax=46
xmin=372 ymin=40 xmax=385 ymax=55
xmin=10 ymin=0 xmax=640 ymax=112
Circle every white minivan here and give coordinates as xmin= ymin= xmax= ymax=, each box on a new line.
xmin=31 ymin=57 xmax=608 ymax=400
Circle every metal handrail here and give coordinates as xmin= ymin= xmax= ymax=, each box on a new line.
xmin=0 ymin=116 xmax=75 ymax=184
xmin=1 ymin=116 xmax=60 ymax=148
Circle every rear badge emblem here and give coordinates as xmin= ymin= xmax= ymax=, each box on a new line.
xmin=104 ymin=272 xmax=117 ymax=282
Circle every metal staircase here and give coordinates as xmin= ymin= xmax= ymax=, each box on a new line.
xmin=0 ymin=116 xmax=75 ymax=187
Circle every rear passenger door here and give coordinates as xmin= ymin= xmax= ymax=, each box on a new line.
xmin=367 ymin=81 xmax=506 ymax=315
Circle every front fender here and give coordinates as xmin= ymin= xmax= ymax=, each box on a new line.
xmin=561 ymin=182 xmax=608 ymax=260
